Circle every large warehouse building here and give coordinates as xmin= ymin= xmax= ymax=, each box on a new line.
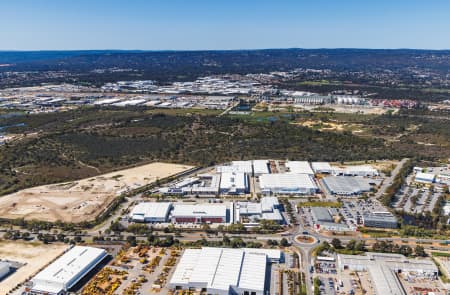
xmin=414 ymin=172 xmax=436 ymax=184
xmin=259 ymin=173 xmax=318 ymax=195
xmin=322 ymin=176 xmax=372 ymax=196
xmin=172 ymin=204 xmax=227 ymax=223
xmin=331 ymin=165 xmax=379 ymax=176
xmin=169 ymin=247 xmax=280 ymax=295
xmin=219 ymin=172 xmax=249 ymax=195
xmin=129 ymin=202 xmax=172 ymax=223
xmin=338 ymin=253 xmax=438 ymax=295
xmin=29 ymin=246 xmax=108 ymax=295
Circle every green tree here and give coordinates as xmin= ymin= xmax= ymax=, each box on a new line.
xmin=331 ymin=238 xmax=342 ymax=249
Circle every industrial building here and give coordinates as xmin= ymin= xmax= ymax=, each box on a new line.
xmin=129 ymin=202 xmax=172 ymax=223
xmin=159 ymin=177 xmax=200 ymax=195
xmin=219 ymin=172 xmax=249 ymax=195
xmin=252 ymin=160 xmax=270 ymax=175
xmin=216 ymin=161 xmax=253 ymax=174
xmin=310 ymin=207 xmax=350 ymax=231
xmin=259 ymin=173 xmax=318 ymax=195
xmin=363 ymin=212 xmax=398 ymax=229
xmin=285 ymin=161 xmax=314 ymax=175
xmin=172 ymin=204 xmax=227 ymax=223
xmin=29 ymin=246 xmax=108 ymax=295
xmin=235 ymin=197 xmax=284 ymax=225
xmin=311 ymin=207 xmax=333 ymax=223
xmin=169 ymin=247 xmax=281 ymax=295
xmin=338 ymin=253 xmax=438 ymax=295
xmin=317 ymin=222 xmax=350 ymax=232
xmin=311 ymin=162 xmax=333 ymax=174
xmin=189 ymin=174 xmax=221 ymax=196
xmin=293 ymin=95 xmax=332 ymax=105
xmin=414 ymin=172 xmax=436 ymax=184
xmin=331 ymin=165 xmax=379 ymax=176
xmin=322 ymin=176 xmax=372 ymax=195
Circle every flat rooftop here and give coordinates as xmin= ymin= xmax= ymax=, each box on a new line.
xmin=31 ymin=246 xmax=107 ymax=294
xmin=170 ymin=247 xmax=279 ymax=293
xmin=323 ymin=176 xmax=371 ymax=194
xmin=130 ymin=202 xmax=172 ymax=219
xmin=172 ymin=204 xmax=227 ymax=217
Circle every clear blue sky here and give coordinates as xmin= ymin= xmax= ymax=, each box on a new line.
xmin=1 ymin=0 xmax=449 ymax=50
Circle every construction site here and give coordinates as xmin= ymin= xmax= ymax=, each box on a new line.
xmin=0 ymin=162 xmax=194 ymax=222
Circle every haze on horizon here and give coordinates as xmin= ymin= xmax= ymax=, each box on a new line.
xmin=1 ymin=0 xmax=449 ymax=51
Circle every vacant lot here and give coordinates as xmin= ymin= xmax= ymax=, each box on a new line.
xmin=0 ymin=162 xmax=193 ymax=222
xmin=0 ymin=241 xmax=67 ymax=295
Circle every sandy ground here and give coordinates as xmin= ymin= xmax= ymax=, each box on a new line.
xmin=0 ymin=162 xmax=194 ymax=223
xmin=0 ymin=241 xmax=68 ymax=295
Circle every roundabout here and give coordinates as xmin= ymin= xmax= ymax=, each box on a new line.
xmin=294 ymin=234 xmax=317 ymax=245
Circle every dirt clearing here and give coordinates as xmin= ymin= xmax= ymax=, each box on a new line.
xmin=0 ymin=162 xmax=194 ymax=223
xmin=0 ymin=241 xmax=67 ymax=295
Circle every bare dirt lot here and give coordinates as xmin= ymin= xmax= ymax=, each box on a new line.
xmin=0 ymin=241 xmax=67 ymax=295
xmin=0 ymin=162 xmax=194 ymax=223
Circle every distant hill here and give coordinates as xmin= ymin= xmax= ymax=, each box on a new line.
xmin=0 ymin=50 xmax=143 ymax=64
xmin=1 ymin=49 xmax=450 ymax=102
xmin=2 ymin=48 xmax=450 ymax=75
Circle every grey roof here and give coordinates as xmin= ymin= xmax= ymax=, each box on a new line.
xmin=322 ymin=176 xmax=371 ymax=195
xmin=363 ymin=212 xmax=397 ymax=223
xmin=311 ymin=207 xmax=333 ymax=222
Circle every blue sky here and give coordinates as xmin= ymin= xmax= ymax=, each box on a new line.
xmin=1 ymin=0 xmax=449 ymax=50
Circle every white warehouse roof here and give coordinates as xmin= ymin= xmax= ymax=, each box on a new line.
xmin=172 ymin=204 xmax=227 ymax=218
xmin=130 ymin=202 xmax=172 ymax=222
xmin=415 ymin=172 xmax=435 ymax=183
xmin=216 ymin=161 xmax=253 ymax=174
xmin=31 ymin=246 xmax=107 ymax=294
xmin=252 ymin=160 xmax=269 ymax=174
xmin=169 ymin=247 xmax=279 ymax=294
xmin=220 ymin=172 xmax=248 ymax=191
xmin=259 ymin=173 xmax=318 ymax=194
xmin=311 ymin=162 xmax=333 ymax=173
xmin=285 ymin=161 xmax=314 ymax=175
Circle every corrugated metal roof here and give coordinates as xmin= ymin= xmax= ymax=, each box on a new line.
xmin=170 ymin=249 xmax=201 ymax=285
xmin=238 ymin=252 xmax=267 ymax=291
xmin=210 ymin=248 xmax=244 ymax=291
xmin=172 ymin=204 xmax=227 ymax=218
xmin=260 ymin=173 xmax=317 ymax=190
xmin=31 ymin=246 xmax=107 ymax=293
xmin=130 ymin=202 xmax=172 ymax=219
xmin=169 ymin=247 xmax=279 ymax=293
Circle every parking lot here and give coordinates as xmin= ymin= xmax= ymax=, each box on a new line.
xmin=315 ymin=261 xmax=337 ymax=275
xmin=297 ymin=198 xmax=390 ymax=231
xmin=340 ymin=199 xmax=387 ymax=227
xmin=392 ymin=176 xmax=443 ymax=214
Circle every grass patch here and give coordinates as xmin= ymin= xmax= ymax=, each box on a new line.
xmin=299 ymin=201 xmax=342 ymax=208
xmin=431 ymin=257 xmax=450 ymax=283
xmin=335 ymin=249 xmax=365 ymax=255
xmin=432 ymin=252 xmax=450 ymax=257
xmin=359 ymin=227 xmax=398 ymax=238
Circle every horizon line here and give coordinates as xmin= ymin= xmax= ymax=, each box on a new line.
xmin=1 ymin=47 xmax=450 ymax=52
